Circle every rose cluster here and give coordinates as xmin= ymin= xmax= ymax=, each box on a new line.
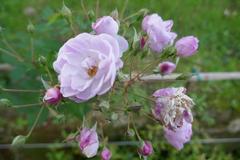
xmin=42 ymin=12 xmax=199 ymax=159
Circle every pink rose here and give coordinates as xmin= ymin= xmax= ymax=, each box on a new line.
xmin=164 ymin=120 xmax=192 ymax=150
xmin=53 ymin=33 xmax=127 ymax=102
xmin=76 ymin=124 xmax=99 ymax=158
xmin=101 ymin=148 xmax=112 ymax=160
xmin=43 ymin=87 xmax=62 ymax=105
xmin=142 ymin=14 xmax=177 ymax=53
xmin=175 ymin=36 xmax=199 ymax=57
xmin=158 ymin=61 xmax=176 ymax=75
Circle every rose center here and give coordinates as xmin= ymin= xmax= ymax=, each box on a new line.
xmin=87 ymin=66 xmax=98 ymax=77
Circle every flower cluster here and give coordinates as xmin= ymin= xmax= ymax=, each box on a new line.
xmin=142 ymin=13 xmax=199 ymax=75
xmin=41 ymin=11 xmax=199 ymax=159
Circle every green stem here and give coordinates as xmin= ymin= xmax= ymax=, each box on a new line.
xmin=1 ymin=88 xmax=42 ymax=93
xmin=30 ymin=37 xmax=35 ymax=64
xmin=12 ymin=103 xmax=42 ymax=108
xmin=45 ymin=66 xmax=53 ymax=84
xmin=0 ymin=47 xmax=24 ymax=62
xmin=27 ymin=106 xmax=44 ymax=138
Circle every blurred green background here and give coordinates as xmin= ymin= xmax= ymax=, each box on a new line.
xmin=0 ymin=0 xmax=240 ymax=159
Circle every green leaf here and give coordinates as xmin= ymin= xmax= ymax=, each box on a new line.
xmin=0 ymin=98 xmax=11 ymax=107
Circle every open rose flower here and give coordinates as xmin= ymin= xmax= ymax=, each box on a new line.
xmin=76 ymin=124 xmax=99 ymax=158
xmin=92 ymin=16 xmax=128 ymax=53
xmin=164 ymin=120 xmax=192 ymax=150
xmin=152 ymin=87 xmax=194 ymax=130
xmin=175 ymin=36 xmax=199 ymax=57
xmin=142 ymin=14 xmax=177 ymax=53
xmin=53 ymin=33 xmax=127 ymax=102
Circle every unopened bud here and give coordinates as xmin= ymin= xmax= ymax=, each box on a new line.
xmin=43 ymin=87 xmax=62 ymax=105
xmin=27 ymin=22 xmax=35 ymax=33
xmin=38 ymin=56 xmax=47 ymax=66
xmin=87 ymin=10 xmax=95 ymax=21
xmin=61 ymin=2 xmax=72 ymax=18
xmin=110 ymin=9 xmax=119 ymax=20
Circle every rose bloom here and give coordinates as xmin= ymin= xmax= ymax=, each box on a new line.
xmin=101 ymin=148 xmax=112 ymax=160
xmin=76 ymin=124 xmax=99 ymax=158
xmin=158 ymin=61 xmax=176 ymax=75
xmin=152 ymin=87 xmax=194 ymax=130
xmin=142 ymin=14 xmax=177 ymax=53
xmin=43 ymin=87 xmax=62 ymax=105
xmin=175 ymin=36 xmax=199 ymax=57
xmin=53 ymin=33 xmax=128 ymax=102
xmin=164 ymin=120 xmax=192 ymax=150
xmin=92 ymin=16 xmax=128 ymax=53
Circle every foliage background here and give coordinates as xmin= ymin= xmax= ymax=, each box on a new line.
xmin=0 ymin=0 xmax=240 ymax=159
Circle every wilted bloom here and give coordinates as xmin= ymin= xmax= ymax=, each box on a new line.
xmin=175 ymin=36 xmax=199 ymax=57
xmin=142 ymin=14 xmax=177 ymax=53
xmin=101 ymin=148 xmax=112 ymax=160
xmin=158 ymin=61 xmax=176 ymax=75
xmin=164 ymin=120 xmax=192 ymax=150
xmin=53 ymin=33 xmax=127 ymax=102
xmin=43 ymin=87 xmax=62 ymax=105
xmin=76 ymin=124 xmax=99 ymax=158
xmin=138 ymin=141 xmax=153 ymax=157
xmin=152 ymin=87 xmax=194 ymax=130
xmin=92 ymin=16 xmax=128 ymax=53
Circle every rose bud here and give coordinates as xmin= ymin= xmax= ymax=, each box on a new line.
xmin=92 ymin=16 xmax=119 ymax=35
xmin=43 ymin=87 xmax=62 ymax=105
xmin=101 ymin=148 xmax=112 ymax=160
xmin=138 ymin=141 xmax=153 ymax=157
xmin=140 ymin=36 xmax=147 ymax=49
xmin=164 ymin=120 xmax=192 ymax=150
xmin=158 ymin=61 xmax=176 ymax=75
xmin=175 ymin=36 xmax=199 ymax=57
xmin=76 ymin=124 xmax=99 ymax=158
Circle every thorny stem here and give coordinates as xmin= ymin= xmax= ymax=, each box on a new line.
xmin=12 ymin=102 xmax=42 ymax=108
xmin=1 ymin=88 xmax=42 ymax=93
xmin=26 ymin=105 xmax=45 ymax=138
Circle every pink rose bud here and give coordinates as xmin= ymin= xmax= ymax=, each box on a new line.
xmin=92 ymin=16 xmax=119 ymax=35
xmin=43 ymin=87 xmax=62 ymax=105
xmin=140 ymin=36 xmax=147 ymax=49
xmin=175 ymin=36 xmax=199 ymax=57
xmin=101 ymin=148 xmax=112 ymax=160
xmin=164 ymin=120 xmax=192 ymax=150
xmin=158 ymin=61 xmax=176 ymax=75
xmin=76 ymin=124 xmax=99 ymax=158
xmin=138 ymin=141 xmax=153 ymax=157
